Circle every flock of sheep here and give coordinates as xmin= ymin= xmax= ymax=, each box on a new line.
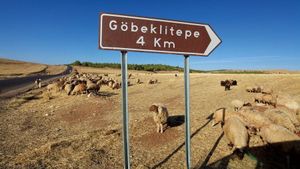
xmin=36 ymin=70 xmax=300 ymax=165
xmin=148 ymin=83 xmax=300 ymax=166
xmin=214 ymin=85 xmax=300 ymax=163
xmin=42 ymin=70 xmax=159 ymax=97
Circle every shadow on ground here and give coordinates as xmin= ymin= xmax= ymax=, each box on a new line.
xmin=152 ymin=113 xmax=213 ymax=169
xmin=168 ymin=115 xmax=185 ymax=128
xmin=201 ymin=140 xmax=300 ymax=169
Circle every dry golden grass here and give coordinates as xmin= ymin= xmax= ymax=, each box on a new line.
xmin=0 ymin=58 xmax=67 ymax=78
xmin=1 ymin=68 xmax=300 ymax=168
xmin=46 ymin=65 xmax=67 ymax=75
xmin=0 ymin=58 xmax=47 ymax=76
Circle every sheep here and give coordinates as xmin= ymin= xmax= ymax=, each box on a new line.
xmin=71 ymin=83 xmax=87 ymax=95
xmin=148 ymin=79 xmax=154 ymax=84
xmin=262 ymin=88 xmax=273 ymax=94
xmin=263 ymin=109 xmax=297 ymax=133
xmin=254 ymin=93 xmax=263 ymax=103
xmin=275 ymin=107 xmax=300 ymax=127
xmin=231 ymin=100 xmax=251 ymax=111
xmin=257 ymin=85 xmax=264 ymax=93
xmin=238 ymin=109 xmax=273 ymax=129
xmin=259 ymin=124 xmax=300 ymax=154
xmin=285 ymin=100 xmax=299 ymax=115
xmin=149 ymin=103 xmax=169 ymax=133
xmin=64 ymin=83 xmax=74 ymax=95
xmin=223 ymin=117 xmax=249 ymax=154
xmin=246 ymin=87 xmax=253 ymax=92
xmin=112 ymin=82 xmax=120 ymax=90
xmin=231 ymin=100 xmax=244 ymax=111
xmin=86 ymin=80 xmax=99 ymax=93
xmin=108 ymin=80 xmax=114 ymax=88
xmin=212 ymin=108 xmax=249 ymax=153
xmin=224 ymin=80 xmax=231 ymax=91
xmin=262 ymin=94 xmax=278 ymax=107
xmin=46 ymin=83 xmax=61 ymax=93
xmin=34 ymin=78 xmax=42 ymax=88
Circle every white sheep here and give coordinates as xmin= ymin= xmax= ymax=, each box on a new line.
xmin=262 ymin=88 xmax=273 ymax=94
xmin=231 ymin=100 xmax=251 ymax=111
xmin=212 ymin=108 xmax=249 ymax=153
xmin=263 ymin=109 xmax=297 ymax=133
xmin=86 ymin=80 xmax=99 ymax=93
xmin=259 ymin=124 xmax=300 ymax=153
xmin=64 ymin=83 xmax=74 ymax=95
xmin=254 ymin=93 xmax=263 ymax=103
xmin=149 ymin=103 xmax=169 ymax=133
xmin=262 ymin=94 xmax=278 ymax=107
xmin=71 ymin=83 xmax=87 ymax=95
xmin=238 ymin=109 xmax=273 ymax=129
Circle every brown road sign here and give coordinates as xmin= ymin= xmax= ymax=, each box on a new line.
xmin=99 ymin=13 xmax=221 ymax=56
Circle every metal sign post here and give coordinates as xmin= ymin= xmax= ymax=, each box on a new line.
xmin=99 ymin=13 xmax=221 ymax=169
xmin=184 ymin=55 xmax=191 ymax=168
xmin=121 ymin=51 xmax=130 ymax=169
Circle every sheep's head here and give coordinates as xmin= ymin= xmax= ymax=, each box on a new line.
xmin=149 ymin=105 xmax=159 ymax=114
xmin=212 ymin=108 xmax=225 ymax=127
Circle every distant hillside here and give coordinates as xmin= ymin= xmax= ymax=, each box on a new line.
xmin=0 ymin=58 xmax=67 ymax=78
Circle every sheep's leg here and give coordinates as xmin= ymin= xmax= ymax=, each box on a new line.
xmin=160 ymin=124 xmax=163 ymax=133
xmin=156 ymin=123 xmax=160 ymax=133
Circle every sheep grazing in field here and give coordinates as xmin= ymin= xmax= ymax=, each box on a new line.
xmin=71 ymin=83 xmax=87 ymax=95
xmin=231 ymin=100 xmax=252 ymax=111
xmin=149 ymin=103 xmax=169 ymax=133
xmin=46 ymin=82 xmax=62 ymax=93
xmin=263 ymin=109 xmax=297 ymax=133
xmin=112 ymin=82 xmax=120 ymax=90
xmin=246 ymin=86 xmax=253 ymax=92
xmin=224 ymin=81 xmax=231 ymax=91
xmin=246 ymin=85 xmax=264 ymax=93
xmin=238 ymin=109 xmax=273 ymax=129
xmin=275 ymin=107 xmax=300 ymax=127
xmin=223 ymin=117 xmax=249 ymax=154
xmin=254 ymin=93 xmax=263 ymax=103
xmin=64 ymin=83 xmax=74 ymax=95
xmin=284 ymin=100 xmax=299 ymax=114
xmin=262 ymin=88 xmax=273 ymax=94
xmin=262 ymin=94 xmax=278 ymax=107
xmin=259 ymin=124 xmax=300 ymax=154
xmin=148 ymin=79 xmax=158 ymax=84
xmin=212 ymin=108 xmax=249 ymax=154
xmin=86 ymin=80 xmax=100 ymax=93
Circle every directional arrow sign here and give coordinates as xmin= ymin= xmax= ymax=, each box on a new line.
xmin=99 ymin=13 xmax=221 ymax=56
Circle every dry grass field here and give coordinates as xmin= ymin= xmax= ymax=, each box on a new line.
xmin=1 ymin=66 xmax=300 ymax=169
xmin=0 ymin=58 xmax=67 ymax=78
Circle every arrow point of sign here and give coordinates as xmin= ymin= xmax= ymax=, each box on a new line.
xmin=204 ymin=25 xmax=221 ymax=55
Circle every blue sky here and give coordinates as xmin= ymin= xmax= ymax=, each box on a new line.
xmin=0 ymin=0 xmax=299 ymax=70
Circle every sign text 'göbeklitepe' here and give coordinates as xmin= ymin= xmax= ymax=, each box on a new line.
xmin=99 ymin=13 xmax=221 ymax=56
